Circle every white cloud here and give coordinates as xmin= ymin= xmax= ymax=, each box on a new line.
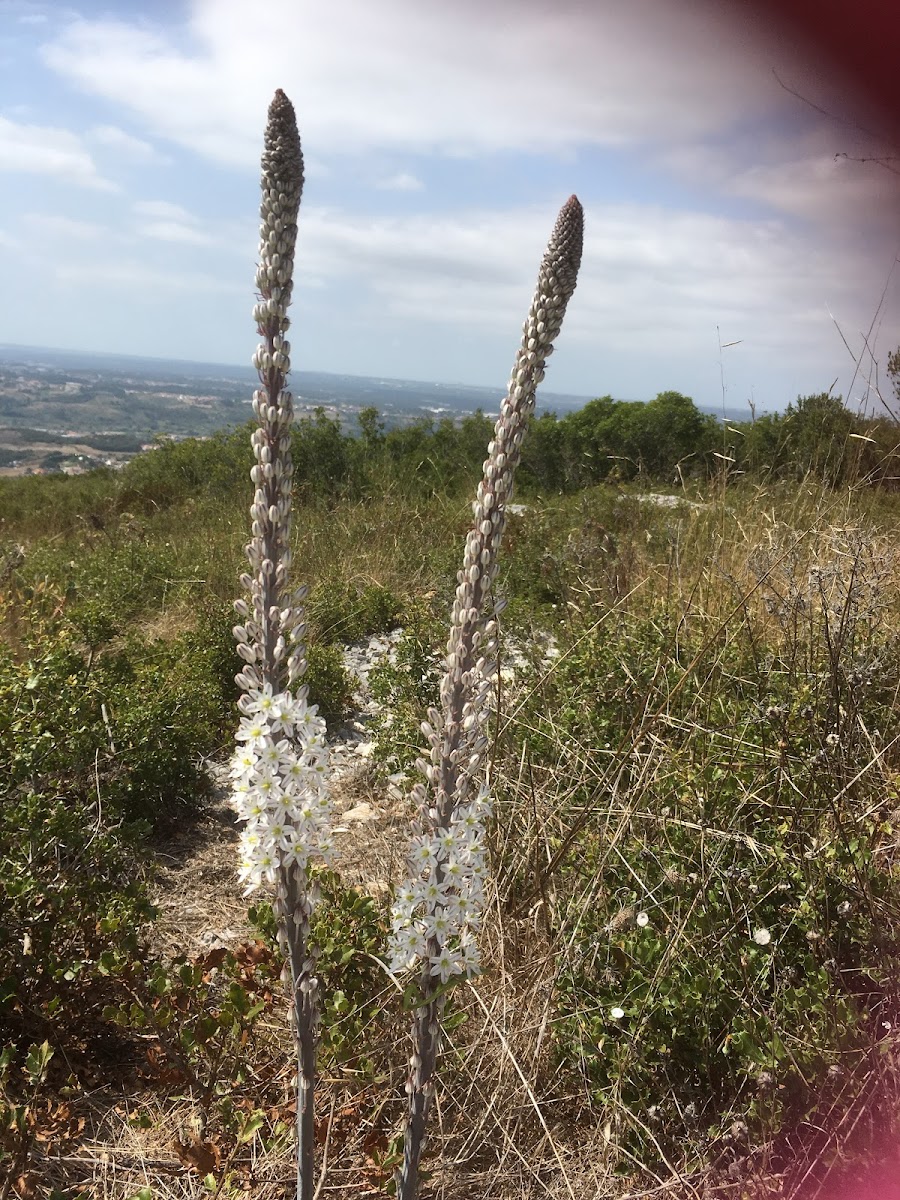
xmin=36 ymin=0 xmax=896 ymax=243
xmin=39 ymin=0 xmax=816 ymax=164
xmin=131 ymin=200 xmax=217 ymax=246
xmin=138 ymin=219 xmax=215 ymax=246
xmin=89 ymin=124 xmax=169 ymax=164
xmin=0 ymin=115 xmax=116 ymax=189
xmin=23 ymin=213 xmax=105 ymax=239
xmin=295 ymin=199 xmax=893 ymax=380
xmin=134 ymin=199 xmax=194 ymax=221
xmin=376 ymin=172 xmax=424 ymax=192
xmin=53 ymin=258 xmax=241 ymax=292
xmin=661 ymin=124 xmax=900 ymax=232
xmin=16 ymin=0 xmax=899 ymax=402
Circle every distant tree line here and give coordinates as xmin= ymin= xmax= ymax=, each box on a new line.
xmin=108 ymin=383 xmax=900 ymax=516
xmin=521 ymin=388 xmax=900 ymax=491
xmin=15 ymin=350 xmax=895 ymax=519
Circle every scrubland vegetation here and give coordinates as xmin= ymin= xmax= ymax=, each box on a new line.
xmin=2 ymin=388 xmax=900 ymax=1198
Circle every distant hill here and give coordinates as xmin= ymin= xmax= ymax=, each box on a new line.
xmin=0 ymin=342 xmax=748 ymax=426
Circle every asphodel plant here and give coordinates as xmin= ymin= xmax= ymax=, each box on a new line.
xmin=388 ymin=195 xmax=584 ymax=1200
xmin=229 ymin=87 xmax=583 ymax=1200
xmin=228 ymin=90 xmax=331 ymax=1200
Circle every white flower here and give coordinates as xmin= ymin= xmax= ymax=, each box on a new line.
xmin=231 ymin=685 xmax=330 ymax=894
xmin=231 ymin=746 xmax=258 ymax=776
xmin=442 ymin=857 xmax=466 ymax=885
xmin=283 ymin=839 xmax=310 ymax=871
xmin=388 ymin=776 xmax=492 ymax=978
xmin=610 ymin=1006 xmax=625 ymax=1020
xmin=236 ymin=715 xmax=270 ymax=746
xmin=636 ymin=911 xmax=649 ymax=928
xmin=237 ymin=793 xmax=269 ymax=821
xmin=837 ymin=900 xmax=851 ymax=916
xmin=316 ymin=834 xmax=335 ymax=862
xmin=261 ymin=815 xmax=293 ymax=850
xmin=457 ymin=934 xmax=481 ymax=976
xmin=437 ymin=828 xmax=462 ymax=855
xmin=430 ymin=947 xmax=465 ymax=984
xmin=395 ymin=924 xmax=427 ymax=961
xmin=753 ymin=927 xmax=772 ymax=946
xmin=422 ymin=908 xmax=454 ymax=944
xmin=452 ymin=808 xmax=478 ymax=835
xmin=243 ymin=683 xmax=277 ymax=717
xmin=258 ymin=739 xmax=290 ymax=770
xmin=413 ymin=875 xmax=448 ymax=908
xmin=410 ymin=835 xmax=440 ymax=869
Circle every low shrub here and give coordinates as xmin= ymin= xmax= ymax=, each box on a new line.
xmin=506 ymin=527 xmax=900 ymax=1163
xmin=368 ymin=598 xmax=445 ymax=773
xmin=0 ymin=788 xmax=155 ymax=1064
xmin=304 ymin=643 xmax=354 ymax=727
xmin=307 ymin=578 xmax=402 ymax=646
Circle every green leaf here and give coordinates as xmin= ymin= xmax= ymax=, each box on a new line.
xmin=24 ymin=1040 xmax=54 ymax=1084
xmin=237 ymin=1109 xmax=266 ymax=1144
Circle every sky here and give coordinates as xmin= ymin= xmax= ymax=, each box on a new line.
xmin=1 ymin=0 xmax=899 ymax=413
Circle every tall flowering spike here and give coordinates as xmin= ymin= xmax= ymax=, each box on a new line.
xmin=242 ymin=88 xmax=307 ymax=693
xmin=394 ymin=196 xmax=584 ymax=1200
xmin=231 ymin=90 xmax=327 ymax=1200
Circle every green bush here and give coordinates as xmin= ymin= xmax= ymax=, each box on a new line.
xmin=118 ymin=426 xmax=252 ymax=511
xmin=304 ymin=643 xmax=353 ymax=727
xmin=369 ymin=599 xmax=445 ymax=773
xmin=103 ymin=942 xmax=280 ymax=1101
xmin=0 ymin=581 xmax=227 ymax=829
xmin=511 ymin=577 xmax=900 ymax=1161
xmin=519 ymin=391 xmax=719 ymax=490
xmin=0 ymin=787 xmax=156 ymax=1062
xmin=308 ymin=578 xmax=402 ymax=646
xmin=250 ymin=873 xmax=388 ymax=1076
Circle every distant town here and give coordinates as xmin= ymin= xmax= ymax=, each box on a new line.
xmin=2 ymin=343 xmax=740 ymax=479
xmin=0 ymin=352 xmax=247 ymax=476
xmin=0 ymin=344 xmax=605 ymax=478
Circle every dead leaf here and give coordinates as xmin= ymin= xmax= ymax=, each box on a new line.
xmin=175 ymin=1137 xmax=221 ymax=1175
xmin=235 ymin=940 xmax=272 ymax=967
xmin=362 ymin=1129 xmax=388 ymax=1158
xmin=199 ymin=946 xmax=230 ymax=971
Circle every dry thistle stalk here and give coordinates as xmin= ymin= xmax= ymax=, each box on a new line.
xmin=228 ymin=90 xmax=331 ymax=1200
xmin=391 ymin=195 xmax=584 ymax=1200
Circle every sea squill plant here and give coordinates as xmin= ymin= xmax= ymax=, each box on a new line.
xmin=389 ymin=195 xmax=584 ymax=1200
xmin=228 ymin=90 xmax=330 ymax=1200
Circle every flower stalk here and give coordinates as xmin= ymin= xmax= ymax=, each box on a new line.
xmin=229 ymin=90 xmax=329 ymax=1200
xmin=393 ymin=195 xmax=584 ymax=1200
